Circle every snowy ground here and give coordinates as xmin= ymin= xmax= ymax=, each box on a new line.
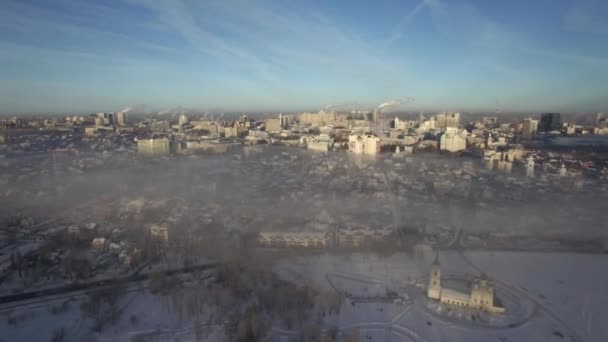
xmin=1 ymin=293 xmax=93 ymax=341
xmin=0 ymin=275 xmax=223 ymax=342
xmin=93 ymin=288 xmax=225 ymax=342
xmin=275 ymin=250 xmax=608 ymax=342
xmin=1 ymin=250 xmax=605 ymax=341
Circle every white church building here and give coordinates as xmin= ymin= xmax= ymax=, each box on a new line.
xmin=427 ymin=256 xmax=505 ymax=314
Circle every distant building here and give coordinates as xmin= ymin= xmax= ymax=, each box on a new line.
xmin=84 ymin=127 xmax=97 ymax=135
xmin=565 ymin=124 xmax=576 ymax=135
xmin=67 ymin=225 xmax=80 ymax=237
xmin=597 ymin=113 xmax=608 ymax=128
xmin=526 ymin=156 xmax=535 ymax=178
xmin=137 ymin=138 xmax=171 ymax=156
xmin=440 ymin=128 xmax=467 ymax=152
xmin=307 ymin=134 xmax=334 ymax=151
xmin=348 ymin=134 xmax=380 ymax=155
xmin=150 ymin=120 xmax=171 ymax=132
xmin=427 ymin=256 xmax=505 ymax=313
xmin=394 ymin=117 xmax=418 ymax=131
xmin=149 ymin=224 xmax=169 ymax=242
xmin=258 ymin=227 xmax=392 ymax=248
xmin=521 ymin=118 xmax=538 ymax=138
xmin=258 ymin=232 xmax=329 ymax=248
xmin=95 ymin=112 xmax=114 ymax=126
xmin=189 ymin=121 xmax=219 ymax=137
xmin=336 ymin=227 xmax=393 ymax=247
xmin=94 ymin=116 xmax=105 ymax=127
xmin=435 ymin=112 xmax=460 ymax=130
xmin=224 ymin=123 xmax=246 ymax=138
xmin=298 ymin=111 xmax=347 ymax=126
xmin=539 ymin=113 xmax=561 ymax=132
xmin=265 ymin=118 xmax=283 ymax=133
xmin=0 ymin=117 xmax=25 ymax=129
xmin=91 ymin=237 xmax=107 ymax=251
xmin=482 ymin=117 xmax=498 ymax=127
xmin=417 ymin=118 xmax=437 ymax=134
xmin=559 ymin=163 xmax=567 ymax=177
xmin=115 ymin=111 xmax=128 ymax=126
xmin=108 ymin=243 xmax=121 ymax=256
xmin=279 ymin=113 xmax=292 ymax=128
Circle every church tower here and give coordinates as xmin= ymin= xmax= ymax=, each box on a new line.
xmin=427 ymin=254 xmax=442 ymax=300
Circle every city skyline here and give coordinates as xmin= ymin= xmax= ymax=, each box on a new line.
xmin=1 ymin=0 xmax=608 ymax=113
xmin=2 ymin=45 xmax=608 ymax=340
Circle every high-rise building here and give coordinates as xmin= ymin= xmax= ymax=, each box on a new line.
xmin=115 ymin=111 xmax=128 ymax=126
xmin=440 ymin=128 xmax=467 ymax=152
xmin=95 ymin=112 xmax=115 ymax=126
xmin=521 ymin=118 xmax=538 ymax=138
xmin=265 ymin=118 xmax=282 ymax=132
xmin=94 ymin=116 xmax=105 ymax=127
xmin=597 ymin=113 xmax=608 ymax=128
xmin=348 ymin=134 xmax=380 ymax=155
xmin=539 ymin=113 xmax=561 ymax=132
xmin=435 ymin=112 xmax=460 ymax=130
xmin=105 ymin=113 xmax=114 ymax=126
xmin=224 ymin=122 xmax=246 ymax=138
xmin=279 ymin=113 xmax=292 ymax=128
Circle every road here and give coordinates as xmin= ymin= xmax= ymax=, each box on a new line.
xmin=0 ymin=262 xmax=218 ymax=305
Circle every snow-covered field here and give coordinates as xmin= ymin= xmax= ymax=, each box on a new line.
xmin=275 ymin=250 xmax=608 ymax=342
xmin=0 ymin=286 xmax=225 ymax=342
xmin=1 ymin=250 xmax=606 ymax=342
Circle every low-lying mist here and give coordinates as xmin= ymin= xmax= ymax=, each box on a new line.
xmin=2 ymin=145 xmax=606 ymax=240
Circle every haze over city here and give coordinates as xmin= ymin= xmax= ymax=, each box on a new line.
xmin=1 ymin=1 xmax=608 ymax=342
xmin=1 ymin=0 xmax=608 ymax=113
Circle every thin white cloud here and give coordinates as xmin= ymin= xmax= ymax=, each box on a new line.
xmin=424 ymin=0 xmax=608 ymax=70
xmin=0 ymin=1 xmax=177 ymax=57
xmin=0 ymin=0 xmax=414 ymax=108
xmin=4 ymin=0 xmax=604 ymax=112
xmin=125 ymin=0 xmax=280 ymax=84
xmin=385 ymin=0 xmax=432 ymax=45
xmin=125 ymin=0 xmax=411 ymax=94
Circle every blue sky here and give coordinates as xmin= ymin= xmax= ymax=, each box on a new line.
xmin=0 ymin=0 xmax=607 ymax=114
